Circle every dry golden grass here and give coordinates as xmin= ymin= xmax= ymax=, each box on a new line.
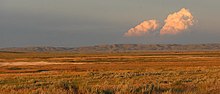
xmin=0 ymin=51 xmax=220 ymax=94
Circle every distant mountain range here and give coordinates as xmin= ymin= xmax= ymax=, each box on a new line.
xmin=1 ymin=44 xmax=220 ymax=52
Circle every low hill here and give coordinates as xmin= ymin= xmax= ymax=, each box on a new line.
xmin=1 ymin=44 xmax=220 ymax=52
xmin=0 ymin=47 xmax=72 ymax=52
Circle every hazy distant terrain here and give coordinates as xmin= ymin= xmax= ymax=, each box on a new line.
xmin=1 ymin=44 xmax=220 ymax=52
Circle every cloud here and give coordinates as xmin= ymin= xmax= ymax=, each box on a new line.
xmin=160 ymin=8 xmax=194 ymax=35
xmin=124 ymin=20 xmax=159 ymax=37
xmin=124 ymin=8 xmax=195 ymax=37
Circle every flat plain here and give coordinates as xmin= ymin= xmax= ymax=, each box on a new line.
xmin=0 ymin=51 xmax=220 ymax=94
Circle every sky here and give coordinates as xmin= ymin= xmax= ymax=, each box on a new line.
xmin=0 ymin=0 xmax=220 ymax=47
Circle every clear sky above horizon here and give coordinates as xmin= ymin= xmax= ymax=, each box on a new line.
xmin=0 ymin=0 xmax=220 ymax=47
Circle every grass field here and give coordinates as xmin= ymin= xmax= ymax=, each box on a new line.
xmin=0 ymin=51 xmax=220 ymax=94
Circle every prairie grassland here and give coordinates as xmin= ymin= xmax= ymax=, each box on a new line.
xmin=0 ymin=51 xmax=220 ymax=94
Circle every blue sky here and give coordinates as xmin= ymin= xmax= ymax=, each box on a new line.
xmin=0 ymin=0 xmax=220 ymax=47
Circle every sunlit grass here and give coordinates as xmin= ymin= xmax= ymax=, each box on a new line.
xmin=0 ymin=51 xmax=220 ymax=94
